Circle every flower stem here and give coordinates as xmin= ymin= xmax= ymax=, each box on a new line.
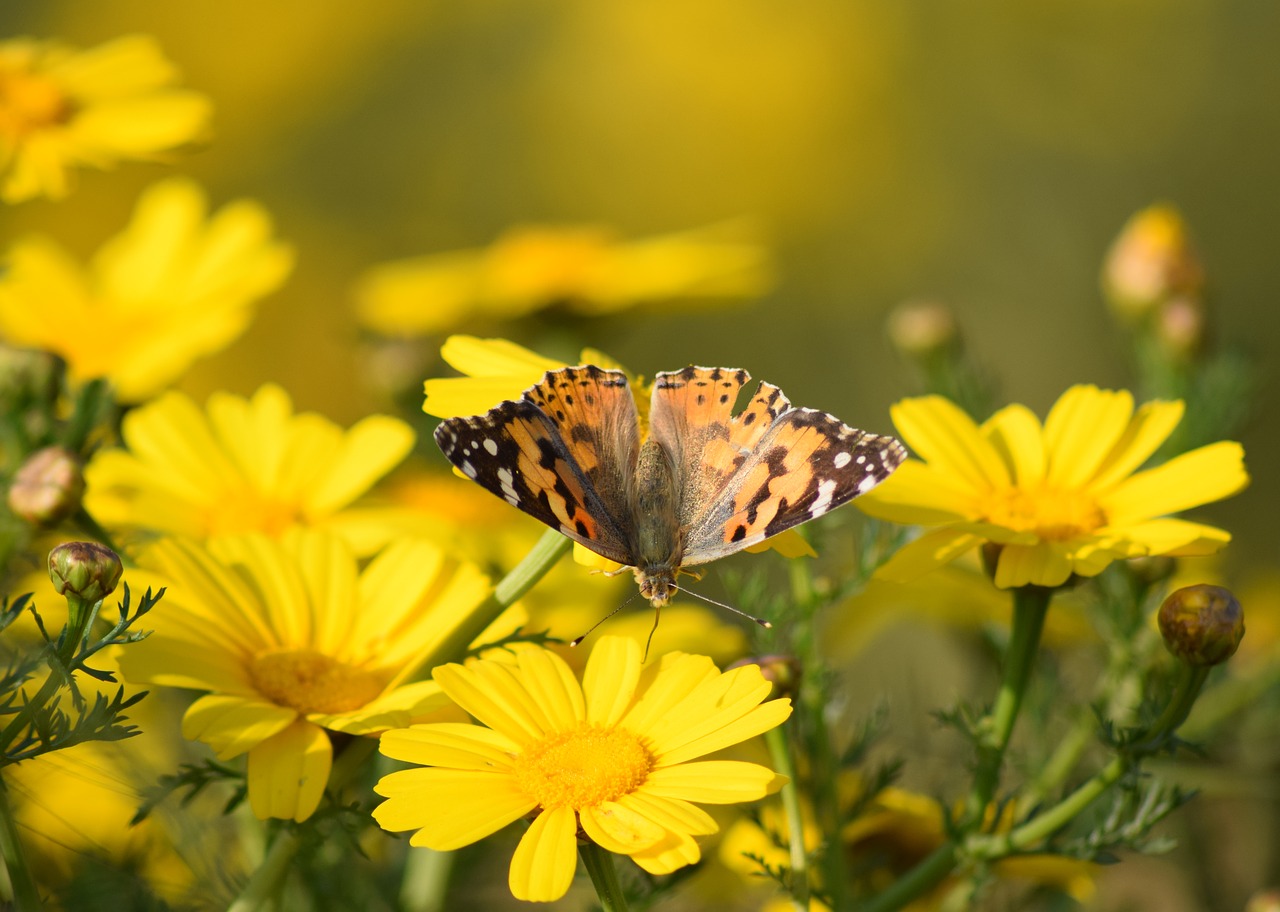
xmin=965 ymin=585 xmax=1052 ymax=824
xmin=579 ymin=841 xmax=629 ymax=912
xmin=765 ymin=723 xmax=809 ymax=910
xmin=0 ymin=778 xmax=41 ymax=911
xmin=226 ymin=828 xmax=299 ymax=912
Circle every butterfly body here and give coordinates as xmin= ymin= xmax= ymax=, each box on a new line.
xmin=434 ymin=364 xmax=906 ymax=607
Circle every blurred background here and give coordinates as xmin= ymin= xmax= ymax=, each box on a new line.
xmin=2 ymin=3 xmax=1278 ymax=909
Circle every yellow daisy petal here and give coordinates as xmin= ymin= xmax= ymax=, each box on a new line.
xmin=993 ymin=542 xmax=1073 ymax=589
xmin=856 ymin=460 xmax=979 ymax=525
xmin=509 ymin=805 xmax=578 ymax=902
xmin=440 ymin=335 xmax=566 ymax=378
xmin=617 ymin=790 xmax=719 ymax=837
xmin=890 ymin=396 xmax=1011 ymax=492
xmin=629 ymin=830 xmax=702 ymax=875
xmin=873 ymin=529 xmax=985 ymax=583
xmin=1088 ymin=399 xmax=1184 ymax=492
xmin=1043 ymin=386 xmax=1134 ymax=489
xmin=304 ymin=415 xmax=415 ymax=514
xmin=374 ymin=768 xmax=534 ymax=847
xmin=644 ymin=761 xmax=782 ymax=804
xmin=982 ymin=404 xmax=1046 ymax=486
xmin=181 ymin=694 xmax=297 ymax=760
xmin=379 ymin=723 xmax=519 ymax=770
xmin=433 ymin=661 xmax=546 ymax=744
xmin=1101 ymin=441 xmax=1248 ymax=524
xmin=579 ymin=801 xmax=667 ymax=854
xmin=583 ymin=635 xmax=643 ymax=726
xmin=246 ymin=720 xmax=331 ymax=823
xmin=1113 ymin=518 xmax=1231 ymax=556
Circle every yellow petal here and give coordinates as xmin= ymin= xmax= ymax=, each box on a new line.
xmin=1088 ymin=399 xmax=1184 ymax=492
xmin=583 ymin=635 xmax=642 ymax=726
xmin=378 ymin=722 xmax=519 ymax=769
xmin=855 ymin=460 xmax=979 ymax=525
xmin=422 ymin=376 xmax=533 ymax=419
xmin=579 ymin=801 xmax=666 ymax=854
xmin=644 ymin=761 xmax=781 ymax=804
xmin=993 ymin=543 xmax=1073 ymax=589
xmin=617 ymin=790 xmax=718 ymax=836
xmin=1101 ymin=441 xmax=1248 ymax=524
xmin=982 ymin=404 xmax=1046 ymax=486
xmin=508 ymin=806 xmax=578 ymax=902
xmin=745 ymin=528 xmax=818 ymax=558
xmin=873 ymin=529 xmax=984 ymax=582
xmin=304 ymin=415 xmax=414 ymax=514
xmin=246 ymin=720 xmax=331 ymax=822
xmin=73 ymin=93 xmax=211 ymax=155
xmin=182 ymin=694 xmax=297 ymax=759
xmin=433 ymin=662 xmax=545 ymax=744
xmin=628 ymin=830 xmax=701 ymax=874
xmin=511 ymin=647 xmax=586 ymax=731
xmin=373 ymin=768 xmax=534 ymax=847
xmin=1043 ymin=386 xmax=1134 ymax=489
xmin=440 ymin=335 xmax=566 ymax=378
xmin=1111 ymin=518 xmax=1231 ymax=556
xmin=890 ymin=396 xmax=1011 ymax=492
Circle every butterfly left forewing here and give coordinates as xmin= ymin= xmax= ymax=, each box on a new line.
xmin=680 ymin=406 xmax=906 ymax=565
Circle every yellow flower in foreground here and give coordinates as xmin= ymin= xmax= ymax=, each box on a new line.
xmin=0 ymin=34 xmax=211 ymax=202
xmin=117 ymin=530 xmax=494 ymax=821
xmin=356 ymin=220 xmax=772 ymax=337
xmin=0 ymin=177 xmax=293 ymax=401
xmin=858 ymin=385 xmax=1248 ymax=589
xmin=85 ymin=384 xmax=414 ymax=553
xmin=373 ymin=636 xmax=791 ymax=902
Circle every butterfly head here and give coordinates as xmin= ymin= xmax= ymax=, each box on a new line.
xmin=634 ymin=567 xmax=678 ymax=607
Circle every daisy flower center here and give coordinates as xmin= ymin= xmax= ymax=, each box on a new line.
xmin=205 ymin=491 xmax=300 ymax=537
xmin=983 ymin=484 xmax=1106 ymax=541
xmin=249 ymin=648 xmax=386 ymax=714
xmin=513 ymin=724 xmax=653 ymax=810
xmin=0 ymin=65 xmax=72 ymax=138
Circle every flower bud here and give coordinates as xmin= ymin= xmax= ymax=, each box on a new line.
xmin=7 ymin=446 xmax=85 ymax=525
xmin=729 ymin=655 xmax=801 ymax=700
xmin=0 ymin=344 xmax=62 ymax=410
xmin=1102 ymin=204 xmax=1204 ymax=322
xmin=48 ymin=542 xmax=123 ymax=606
xmin=1245 ymin=888 xmax=1280 ymax=912
xmin=1157 ymin=584 xmax=1244 ymax=666
xmin=887 ymin=299 xmax=959 ymax=360
xmin=1154 ymin=296 xmax=1206 ymax=362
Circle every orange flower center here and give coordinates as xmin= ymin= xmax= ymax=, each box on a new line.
xmin=513 ymin=724 xmax=653 ymax=810
xmin=486 ymin=227 xmax=612 ymax=302
xmin=983 ymin=485 xmax=1106 ymax=541
xmin=0 ymin=64 xmax=73 ymax=138
xmin=249 ymin=648 xmax=385 ymax=715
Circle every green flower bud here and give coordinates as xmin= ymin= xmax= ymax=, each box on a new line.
xmin=1157 ymin=584 xmax=1244 ymax=667
xmin=0 ymin=344 xmax=62 ymax=410
xmin=887 ymin=299 xmax=959 ymax=360
xmin=7 ymin=446 xmax=85 ymax=525
xmin=1102 ymin=204 xmax=1204 ymax=322
xmin=48 ymin=541 xmax=123 ymax=606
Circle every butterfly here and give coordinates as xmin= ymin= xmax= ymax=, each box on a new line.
xmin=434 ymin=365 xmax=906 ymax=610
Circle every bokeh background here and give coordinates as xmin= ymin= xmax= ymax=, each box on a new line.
xmin=2 ymin=3 xmax=1278 ymax=909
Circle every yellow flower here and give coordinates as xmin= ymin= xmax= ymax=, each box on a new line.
xmin=117 ymin=530 xmax=495 ymax=822
xmin=373 ymin=635 xmax=791 ymax=902
xmin=355 ymin=220 xmax=772 ymax=337
xmin=0 ymin=35 xmax=211 ymax=203
xmin=84 ymin=384 xmax=414 ymax=554
xmin=858 ymin=385 xmax=1248 ymax=589
xmin=720 ymin=783 xmax=1099 ymax=910
xmin=0 ymin=177 xmax=293 ymax=401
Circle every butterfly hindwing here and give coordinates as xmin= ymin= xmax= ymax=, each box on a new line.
xmin=680 ymin=406 xmax=907 ymax=565
xmin=434 ymin=396 xmax=634 ymax=564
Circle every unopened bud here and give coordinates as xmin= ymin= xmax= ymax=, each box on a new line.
xmin=887 ymin=299 xmax=959 ymax=360
xmin=1157 ymin=584 xmax=1244 ymax=666
xmin=0 ymin=345 xmax=61 ymax=409
xmin=1102 ymin=205 xmax=1204 ymax=321
xmin=1245 ymin=888 xmax=1280 ymax=912
xmin=7 ymin=446 xmax=85 ymax=525
xmin=1154 ymin=296 xmax=1206 ymax=361
xmin=48 ymin=541 xmax=123 ymax=606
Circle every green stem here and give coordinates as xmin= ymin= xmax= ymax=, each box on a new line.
xmin=0 ymin=777 xmax=41 ymax=911
xmin=579 ymin=841 xmax=629 ymax=912
xmin=225 ymin=828 xmax=299 ymax=912
xmin=859 ymin=842 xmax=958 ymax=912
xmin=965 ymin=586 xmax=1052 ymax=824
xmin=424 ymin=530 xmax=571 ymax=671
xmin=765 ymin=723 xmax=809 ymax=910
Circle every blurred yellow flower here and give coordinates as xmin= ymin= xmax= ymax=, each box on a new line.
xmin=355 ymin=220 xmax=772 ymax=337
xmin=117 ymin=530 xmax=495 ymax=822
xmin=720 ymin=782 xmax=1098 ymax=910
xmin=0 ymin=177 xmax=293 ymax=401
xmin=373 ymin=635 xmax=790 ymax=902
xmin=0 ymin=34 xmax=211 ymax=203
xmin=84 ymin=383 xmax=414 ymax=554
xmin=858 ymin=385 xmax=1247 ymax=589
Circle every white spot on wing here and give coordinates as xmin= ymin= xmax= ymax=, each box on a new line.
xmin=833 ymin=451 xmax=852 ymax=469
xmin=811 ymin=478 xmax=836 ymax=516
xmin=483 ymin=438 xmax=499 ymax=456
xmin=462 ymin=460 xmax=477 ymax=478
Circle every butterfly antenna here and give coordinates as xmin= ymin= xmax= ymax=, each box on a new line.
xmin=570 ymin=590 xmax=642 ymax=648
xmin=675 ymin=585 xmax=773 ymax=630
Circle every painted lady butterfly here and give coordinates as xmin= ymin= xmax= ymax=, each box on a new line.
xmin=434 ymin=365 xmax=906 ymax=609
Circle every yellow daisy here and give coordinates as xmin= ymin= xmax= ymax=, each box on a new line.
xmin=0 ymin=35 xmax=211 ymax=203
xmin=84 ymin=384 xmax=414 ymax=554
xmin=857 ymin=385 xmax=1248 ymax=589
xmin=0 ymin=177 xmax=293 ymax=401
xmin=355 ymin=220 xmax=772 ymax=337
xmin=373 ymin=635 xmax=791 ymax=902
xmin=116 ymin=530 xmax=495 ymax=822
